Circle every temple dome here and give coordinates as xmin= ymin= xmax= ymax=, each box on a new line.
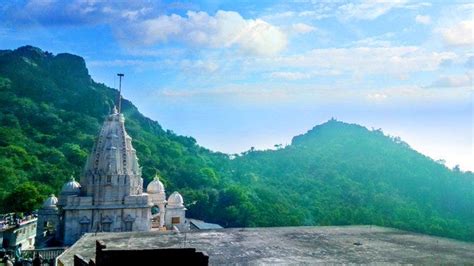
xmin=147 ymin=175 xmax=165 ymax=194
xmin=167 ymin=192 xmax=184 ymax=208
xmin=61 ymin=176 xmax=81 ymax=194
xmin=42 ymin=194 xmax=58 ymax=208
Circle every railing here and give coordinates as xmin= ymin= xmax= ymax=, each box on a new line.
xmin=20 ymin=247 xmax=67 ymax=265
xmin=0 ymin=213 xmax=37 ymax=231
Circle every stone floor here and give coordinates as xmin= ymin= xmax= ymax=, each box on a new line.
xmin=57 ymin=225 xmax=474 ymax=265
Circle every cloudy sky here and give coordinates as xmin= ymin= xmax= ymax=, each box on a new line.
xmin=1 ymin=0 xmax=472 ymax=170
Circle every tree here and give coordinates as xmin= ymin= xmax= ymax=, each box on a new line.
xmin=2 ymin=182 xmax=45 ymax=213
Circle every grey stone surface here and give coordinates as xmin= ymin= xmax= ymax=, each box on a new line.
xmin=57 ymin=225 xmax=474 ymax=265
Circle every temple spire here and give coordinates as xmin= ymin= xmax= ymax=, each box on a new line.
xmin=117 ymin=73 xmax=124 ymax=113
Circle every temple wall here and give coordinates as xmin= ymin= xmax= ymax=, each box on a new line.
xmin=165 ymin=207 xmax=187 ymax=231
xmin=63 ymin=199 xmax=152 ymax=245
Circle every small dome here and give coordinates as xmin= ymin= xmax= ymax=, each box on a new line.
xmin=43 ymin=194 xmax=58 ymax=208
xmin=147 ymin=175 xmax=165 ymax=194
xmin=167 ymin=192 xmax=184 ymax=208
xmin=61 ymin=176 xmax=81 ymax=194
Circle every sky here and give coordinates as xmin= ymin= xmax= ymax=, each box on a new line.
xmin=0 ymin=0 xmax=473 ymax=171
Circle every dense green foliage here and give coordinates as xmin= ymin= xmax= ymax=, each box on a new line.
xmin=231 ymin=121 xmax=474 ymax=240
xmin=0 ymin=46 xmax=472 ymax=241
xmin=0 ymin=46 xmax=231 ymax=220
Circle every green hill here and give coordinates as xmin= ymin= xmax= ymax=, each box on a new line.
xmin=0 ymin=46 xmax=472 ymax=241
xmin=0 ymin=45 xmax=229 ymax=218
xmin=230 ymin=120 xmax=473 ymax=240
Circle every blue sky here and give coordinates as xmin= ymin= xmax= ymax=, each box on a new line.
xmin=1 ymin=0 xmax=472 ymax=170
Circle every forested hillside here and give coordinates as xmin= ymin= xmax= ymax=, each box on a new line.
xmin=231 ymin=120 xmax=473 ymax=240
xmin=0 ymin=46 xmax=472 ymax=241
xmin=0 ymin=46 xmax=230 ymax=216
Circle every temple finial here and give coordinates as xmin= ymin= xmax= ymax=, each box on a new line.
xmin=117 ymin=73 xmax=124 ymax=113
xmin=154 ymin=169 xmax=160 ymax=180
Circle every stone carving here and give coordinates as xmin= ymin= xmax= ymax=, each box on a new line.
xmin=36 ymin=107 xmax=188 ymax=247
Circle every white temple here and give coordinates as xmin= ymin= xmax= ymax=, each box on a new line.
xmin=36 ymin=106 xmax=188 ymax=247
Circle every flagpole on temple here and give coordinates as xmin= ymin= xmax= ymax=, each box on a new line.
xmin=117 ymin=73 xmax=124 ymax=113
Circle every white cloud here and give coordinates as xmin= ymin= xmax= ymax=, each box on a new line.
xmin=136 ymin=14 xmax=183 ymax=43
xmin=267 ymin=46 xmax=456 ymax=78
xmin=118 ymin=7 xmax=152 ymax=21
xmin=261 ymin=11 xmax=295 ymax=20
xmin=155 ymin=82 xmax=471 ymax=106
xmin=338 ymin=0 xmax=409 ymax=20
xmin=122 ymin=10 xmax=287 ymax=56
xmin=10 ymin=0 xmax=156 ymax=26
xmin=269 ymin=69 xmax=341 ymax=80
xmin=367 ymin=92 xmax=388 ymax=101
xmin=336 ymin=0 xmax=431 ymax=21
xmin=89 ymin=57 xmax=219 ymax=74
xmin=298 ymin=11 xmax=316 ymax=17
xmin=158 ymin=85 xmax=297 ymax=102
xmin=295 ymin=7 xmax=333 ymax=20
xmin=270 ymin=71 xmax=311 ymax=80
xmin=89 ymin=59 xmax=156 ymax=68
xmin=415 ymin=15 xmax=431 ymax=25
xmin=465 ymin=56 xmax=474 ymax=68
xmin=428 ymin=73 xmax=473 ymax=88
xmin=353 ymin=38 xmax=391 ymax=47
xmin=180 ymin=59 xmax=219 ymax=73
xmin=353 ymin=32 xmax=394 ymax=47
xmin=263 ymin=1 xmax=429 ymax=23
xmin=124 ymin=47 xmax=186 ymax=57
xmin=291 ymin=23 xmax=317 ymax=34
xmin=437 ymin=20 xmax=474 ymax=47
xmin=262 ymin=9 xmax=331 ymax=21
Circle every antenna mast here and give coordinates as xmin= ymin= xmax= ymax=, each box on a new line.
xmin=117 ymin=73 xmax=124 ymax=113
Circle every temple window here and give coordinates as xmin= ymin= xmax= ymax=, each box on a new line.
xmin=79 ymin=216 xmax=91 ymax=235
xmin=101 ymin=216 xmax=113 ymax=232
xmin=102 ymin=222 xmax=111 ymax=232
xmin=172 ymin=217 xmax=180 ymax=224
xmin=124 ymin=221 xmax=133 ymax=231
xmin=80 ymin=223 xmax=89 ymax=235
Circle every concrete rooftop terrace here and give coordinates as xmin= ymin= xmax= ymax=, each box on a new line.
xmin=57 ymin=226 xmax=474 ymax=265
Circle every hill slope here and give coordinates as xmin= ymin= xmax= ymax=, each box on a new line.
xmin=0 ymin=46 xmax=472 ymax=241
xmin=0 ymin=46 xmax=230 ymax=219
xmin=230 ymin=120 xmax=473 ymax=240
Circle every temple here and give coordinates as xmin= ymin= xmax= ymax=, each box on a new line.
xmin=36 ymin=106 xmax=188 ymax=247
